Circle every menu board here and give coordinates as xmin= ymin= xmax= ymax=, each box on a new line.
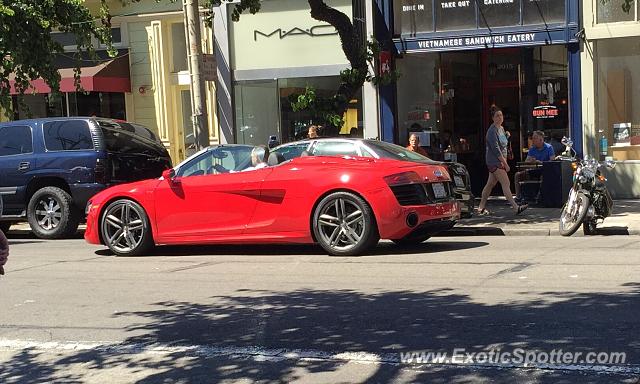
xmin=394 ymin=0 xmax=433 ymax=35
xmin=479 ymin=0 xmax=520 ymax=28
xmin=436 ymin=0 xmax=475 ymax=32
xmin=394 ymin=0 xmax=567 ymax=36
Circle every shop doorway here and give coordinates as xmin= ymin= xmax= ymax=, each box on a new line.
xmin=479 ymin=49 xmax=523 ymax=195
xmin=395 ymin=46 xmax=569 ymax=197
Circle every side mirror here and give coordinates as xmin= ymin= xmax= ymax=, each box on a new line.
xmin=162 ymin=168 xmax=179 ymax=183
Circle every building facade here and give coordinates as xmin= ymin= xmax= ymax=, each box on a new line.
xmin=4 ymin=0 xmax=218 ymax=163
xmin=581 ymin=0 xmax=640 ymax=198
xmin=378 ymin=0 xmax=581 ymax=195
xmin=213 ymin=0 xmax=379 ymax=146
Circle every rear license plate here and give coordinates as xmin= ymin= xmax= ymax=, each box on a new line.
xmin=454 ymin=175 xmax=464 ymax=188
xmin=432 ymin=183 xmax=446 ymax=198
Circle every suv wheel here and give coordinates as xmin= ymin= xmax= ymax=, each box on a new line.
xmin=27 ymin=187 xmax=80 ymax=239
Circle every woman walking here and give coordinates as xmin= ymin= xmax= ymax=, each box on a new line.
xmin=477 ymin=106 xmax=528 ymax=215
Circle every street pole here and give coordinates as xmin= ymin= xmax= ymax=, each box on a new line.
xmin=183 ymin=0 xmax=209 ymax=152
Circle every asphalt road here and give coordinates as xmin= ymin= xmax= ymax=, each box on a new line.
xmin=1 ymin=235 xmax=640 ymax=383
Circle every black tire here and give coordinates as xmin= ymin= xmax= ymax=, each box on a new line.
xmin=312 ymin=191 xmax=379 ymax=256
xmin=101 ymin=199 xmax=154 ymax=256
xmin=27 ymin=187 xmax=80 ymax=239
xmin=559 ymin=191 xmax=589 ymax=237
xmin=583 ymin=221 xmax=598 ymax=235
xmin=0 ymin=222 xmax=12 ymax=233
xmin=392 ymin=234 xmax=431 ymax=247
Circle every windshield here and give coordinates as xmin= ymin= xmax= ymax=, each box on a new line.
xmin=364 ymin=140 xmax=438 ymax=163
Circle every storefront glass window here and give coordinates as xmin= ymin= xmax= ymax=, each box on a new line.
xmin=435 ymin=0 xmax=476 ymax=31
xmin=393 ymin=0 xmax=433 ymax=35
xmin=524 ymin=45 xmax=569 ymax=151
xmin=396 ymin=53 xmax=441 ymax=151
xmin=13 ymin=94 xmax=65 ymax=119
xmin=278 ymin=76 xmax=362 ymax=142
xmin=479 ymin=1 xmax=520 ymax=28
xmin=234 ymin=80 xmax=279 ymax=146
xmin=596 ymin=37 xmax=640 ymax=161
xmin=523 ymin=0 xmax=566 ymax=25
xmin=68 ymin=92 xmax=125 ymax=119
xmin=597 ymin=0 xmax=635 ymax=23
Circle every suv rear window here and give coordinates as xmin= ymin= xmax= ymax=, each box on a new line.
xmin=97 ymin=120 xmax=164 ymax=154
xmin=43 ymin=120 xmax=93 ymax=151
xmin=0 ymin=125 xmax=33 ymax=156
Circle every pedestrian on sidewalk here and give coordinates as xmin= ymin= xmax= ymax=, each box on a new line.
xmin=477 ymin=106 xmax=528 ymax=215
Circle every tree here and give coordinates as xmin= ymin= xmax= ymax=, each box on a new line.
xmin=0 ymin=0 xmax=114 ymax=115
xmin=210 ymin=0 xmax=397 ymax=135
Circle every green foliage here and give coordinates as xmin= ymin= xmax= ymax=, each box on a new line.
xmin=289 ymin=86 xmax=344 ymax=130
xmin=0 ymin=0 xmax=114 ymax=114
xmin=206 ymin=0 xmax=261 ymax=22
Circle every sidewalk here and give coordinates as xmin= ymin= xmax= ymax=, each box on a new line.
xmin=438 ymin=198 xmax=640 ymax=236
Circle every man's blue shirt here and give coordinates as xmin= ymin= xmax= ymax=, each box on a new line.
xmin=528 ymin=142 xmax=555 ymax=161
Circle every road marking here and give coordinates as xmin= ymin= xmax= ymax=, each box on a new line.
xmin=1 ymin=339 xmax=640 ymax=375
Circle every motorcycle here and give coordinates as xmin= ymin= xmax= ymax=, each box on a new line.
xmin=558 ymin=137 xmax=615 ymax=236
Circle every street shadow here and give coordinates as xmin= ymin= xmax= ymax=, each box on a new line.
xmin=2 ymin=230 xmax=85 ymax=240
xmin=4 ymin=284 xmax=640 ymax=383
xmin=93 ymin=240 xmax=489 ymax=258
xmin=6 ymin=240 xmax=46 ymax=246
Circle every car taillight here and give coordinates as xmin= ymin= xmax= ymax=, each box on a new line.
xmin=384 ymin=171 xmax=423 ymax=186
xmin=95 ymin=158 xmax=110 ymax=184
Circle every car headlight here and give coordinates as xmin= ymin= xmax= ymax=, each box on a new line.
xmin=85 ymin=200 xmax=93 ymax=214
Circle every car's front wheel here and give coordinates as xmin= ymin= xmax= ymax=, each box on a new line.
xmin=27 ymin=187 xmax=80 ymax=239
xmin=312 ymin=192 xmax=379 ymax=256
xmin=101 ymin=199 xmax=154 ymax=256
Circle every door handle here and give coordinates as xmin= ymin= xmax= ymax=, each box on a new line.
xmin=18 ymin=161 xmax=30 ymax=171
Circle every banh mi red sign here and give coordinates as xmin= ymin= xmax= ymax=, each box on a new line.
xmin=532 ymin=105 xmax=558 ymax=119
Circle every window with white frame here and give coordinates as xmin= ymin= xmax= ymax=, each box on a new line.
xmin=596 ymin=0 xmax=638 ymax=23
xmin=171 ymin=22 xmax=188 ymax=73
xmin=52 ymin=25 xmax=127 ymax=51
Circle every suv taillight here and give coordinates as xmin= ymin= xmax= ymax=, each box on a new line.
xmin=95 ymin=158 xmax=110 ymax=184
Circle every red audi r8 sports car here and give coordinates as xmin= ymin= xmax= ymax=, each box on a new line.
xmin=85 ymin=144 xmax=460 ymax=256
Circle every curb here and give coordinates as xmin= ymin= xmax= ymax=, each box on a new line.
xmin=438 ymin=226 xmax=640 ymax=237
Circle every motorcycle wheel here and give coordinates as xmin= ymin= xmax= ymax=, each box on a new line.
xmin=559 ymin=192 xmax=589 ymax=236
xmin=583 ymin=221 xmax=597 ymax=235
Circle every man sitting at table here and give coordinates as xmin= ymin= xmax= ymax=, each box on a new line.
xmin=515 ymin=130 xmax=556 ymax=203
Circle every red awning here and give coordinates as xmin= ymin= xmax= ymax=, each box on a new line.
xmin=9 ymin=54 xmax=131 ymax=95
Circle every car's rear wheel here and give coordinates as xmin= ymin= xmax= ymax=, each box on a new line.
xmin=101 ymin=199 xmax=154 ymax=256
xmin=27 ymin=187 xmax=79 ymax=239
xmin=312 ymin=192 xmax=379 ymax=256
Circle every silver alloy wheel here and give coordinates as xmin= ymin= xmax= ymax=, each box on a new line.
xmin=102 ymin=201 xmax=146 ymax=254
xmin=34 ymin=196 xmax=62 ymax=231
xmin=317 ymin=197 xmax=365 ymax=252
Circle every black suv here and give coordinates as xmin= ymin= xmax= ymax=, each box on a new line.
xmin=0 ymin=117 xmax=172 ymax=238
